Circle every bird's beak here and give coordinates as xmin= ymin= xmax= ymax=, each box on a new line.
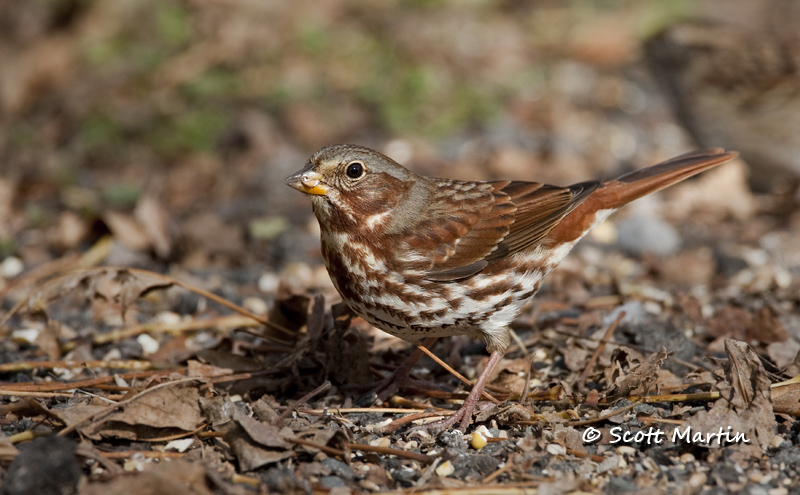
xmin=285 ymin=164 xmax=328 ymax=196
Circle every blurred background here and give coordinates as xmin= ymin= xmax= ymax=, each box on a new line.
xmin=1 ymin=0 xmax=798 ymax=298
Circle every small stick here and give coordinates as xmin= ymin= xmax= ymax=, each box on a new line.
xmin=273 ymin=380 xmax=332 ymax=425
xmin=416 ymin=344 xmax=501 ymax=405
xmin=577 ymin=311 xmax=625 ymax=393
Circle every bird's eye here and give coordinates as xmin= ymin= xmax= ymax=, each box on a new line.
xmin=345 ymin=161 xmax=364 ymax=179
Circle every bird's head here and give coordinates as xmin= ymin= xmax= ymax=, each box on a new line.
xmin=286 ymin=144 xmax=428 ymax=229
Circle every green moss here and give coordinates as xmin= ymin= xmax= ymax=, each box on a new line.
xmin=0 ymin=239 xmax=16 ymax=258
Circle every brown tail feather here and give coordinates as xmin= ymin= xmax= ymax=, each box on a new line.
xmin=607 ymin=148 xmax=738 ymax=208
xmin=546 ymin=149 xmax=738 ymax=245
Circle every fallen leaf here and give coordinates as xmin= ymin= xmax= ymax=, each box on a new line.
xmin=103 ymin=211 xmax=151 ymax=252
xmin=232 ymin=408 xmax=292 ymax=449
xmin=224 ymin=427 xmax=294 ymax=472
xmin=772 ymin=376 xmax=800 ymax=416
xmin=27 ymin=267 xmax=174 ymax=320
xmin=604 ymin=347 xmax=670 ymax=401
xmin=52 ymin=382 xmax=203 ymax=440
xmin=133 ymin=196 xmax=172 ymax=258
xmin=678 ymin=339 xmax=775 ymax=453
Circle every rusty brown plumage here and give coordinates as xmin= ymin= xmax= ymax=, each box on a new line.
xmin=286 ymin=144 xmax=737 ymax=432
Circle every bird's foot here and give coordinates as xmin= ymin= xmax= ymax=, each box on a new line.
xmin=408 ymin=400 xmax=478 ymax=434
xmin=407 ymin=350 xmax=505 ymax=434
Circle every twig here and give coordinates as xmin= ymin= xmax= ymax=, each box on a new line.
xmin=0 ymin=359 xmax=156 ymax=373
xmin=344 ymin=442 xmax=436 ymax=463
xmin=632 ymin=391 xmax=719 ymax=403
xmin=416 ymin=345 xmax=501 ymax=405
xmin=0 ymin=391 xmax=79 ymax=399
xmin=638 ymin=417 xmax=685 ymax=425
xmin=565 ymin=448 xmax=605 ymax=463
xmin=92 ymin=314 xmax=271 ymax=344
xmin=378 ymin=411 xmax=454 ymax=434
xmin=273 ymin=380 xmax=331 ymax=425
xmin=577 ymin=311 xmax=625 ymax=392
xmin=0 ymin=369 xmax=183 ymax=393
xmin=299 ymin=407 xmax=430 ymax=415
xmin=566 ymin=401 xmax=638 ymax=427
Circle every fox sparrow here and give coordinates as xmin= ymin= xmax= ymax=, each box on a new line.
xmin=286 ymin=144 xmax=737 ymax=432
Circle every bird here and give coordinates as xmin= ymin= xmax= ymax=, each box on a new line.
xmin=286 ymin=144 xmax=737 ymax=432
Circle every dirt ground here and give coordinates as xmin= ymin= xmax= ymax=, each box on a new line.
xmin=1 ymin=1 xmax=799 ymax=494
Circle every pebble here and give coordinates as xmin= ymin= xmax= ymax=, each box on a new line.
xmin=396 ymin=439 xmax=418 ymax=451
xmin=370 ymin=437 xmax=391 ymax=448
xmin=319 ymin=476 xmax=346 ymax=489
xmin=156 ymin=311 xmax=182 ymax=325
xmin=10 ymin=328 xmax=40 ymax=345
xmin=546 ymin=444 xmax=566 ymax=456
xmin=0 ymin=256 xmax=24 ymax=278
xmin=322 ymin=458 xmax=354 ymax=480
xmin=0 ymin=256 xmax=25 ymax=278
xmin=679 ymin=453 xmax=695 ymax=464
xmin=770 ymin=435 xmax=785 ymax=449
xmin=615 ymin=446 xmax=636 ymax=456
xmin=597 ymin=456 xmax=619 ymax=474
xmin=165 ymin=438 xmax=195 ymax=452
xmin=617 ymin=215 xmax=681 ymax=256
xmin=688 ymin=472 xmax=707 ymax=488
xmin=258 ymin=272 xmax=280 ymax=293
xmin=243 ymin=296 xmax=268 ymax=315
xmin=137 ymin=333 xmax=160 ymax=355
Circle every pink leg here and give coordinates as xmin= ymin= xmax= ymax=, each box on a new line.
xmin=412 ymin=350 xmax=504 ymax=433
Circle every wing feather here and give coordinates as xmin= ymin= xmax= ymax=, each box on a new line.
xmin=396 ymin=179 xmax=598 ymax=282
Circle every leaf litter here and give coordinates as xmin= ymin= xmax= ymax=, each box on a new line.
xmin=0 ymin=260 xmax=797 ymax=494
xmin=2 ymin=2 xmax=800 ymax=493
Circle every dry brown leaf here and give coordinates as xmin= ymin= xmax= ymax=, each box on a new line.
xmin=110 ymin=382 xmax=203 ymax=431
xmin=186 ymin=360 xmax=234 ymax=378
xmin=232 ymin=408 xmax=292 ymax=449
xmin=27 ymin=267 xmax=174 ymax=320
xmin=772 ymin=381 xmax=800 ymax=416
xmin=785 ymin=349 xmax=800 ymax=378
xmin=603 ymin=347 xmax=670 ymax=401
xmin=52 ymin=383 xmax=203 ymax=440
xmin=767 ymin=340 xmax=800 ymax=369
xmin=103 ymin=211 xmax=151 ymax=252
xmin=133 ymin=196 xmax=173 ymax=258
xmin=194 ymin=350 xmax=263 ymax=373
xmin=217 ymin=408 xmax=297 ymax=471
xmin=678 ymin=339 xmax=775 ymax=452
xmin=53 ymin=211 xmax=90 ymax=250
xmin=224 ymin=427 xmax=295 ymax=472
